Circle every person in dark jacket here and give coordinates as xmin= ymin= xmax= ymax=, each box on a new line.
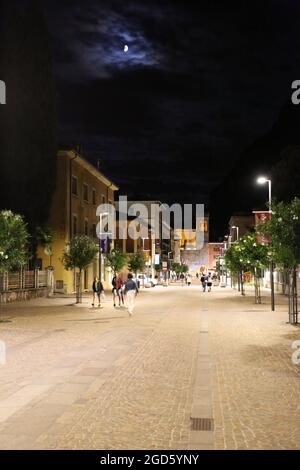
xmin=92 ymin=277 xmax=104 ymax=307
xmin=200 ymin=274 xmax=207 ymax=292
xmin=112 ymin=274 xmax=124 ymax=307
xmin=124 ymin=273 xmax=138 ymax=316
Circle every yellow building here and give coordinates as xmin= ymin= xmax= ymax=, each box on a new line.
xmin=37 ymin=149 xmax=119 ymax=293
xmin=175 ymin=217 xmax=209 ymax=251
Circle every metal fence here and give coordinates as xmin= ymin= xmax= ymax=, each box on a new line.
xmin=0 ymin=269 xmax=47 ymax=292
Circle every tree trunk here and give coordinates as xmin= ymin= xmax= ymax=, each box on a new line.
xmin=254 ymin=268 xmax=261 ymax=304
xmin=241 ymin=271 xmax=245 ymax=296
xmin=76 ymin=269 xmax=82 ymax=304
xmin=289 ymin=266 xmax=298 ymax=324
xmin=283 ymin=268 xmax=289 ymax=296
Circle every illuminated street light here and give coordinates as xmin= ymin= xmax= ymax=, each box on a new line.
xmin=257 ymin=176 xmax=272 ymax=212
xmin=256 ymin=175 xmax=274 ymax=311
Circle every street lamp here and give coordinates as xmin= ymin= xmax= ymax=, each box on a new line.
xmin=256 ymin=176 xmax=274 ymax=311
xmin=231 ymin=225 xmax=242 ymax=293
xmin=98 ymin=211 xmax=109 ymax=282
xmin=257 ymin=176 xmax=272 ymax=212
xmin=141 ymin=237 xmax=149 ymax=287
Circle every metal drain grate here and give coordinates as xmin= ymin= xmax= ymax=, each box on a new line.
xmin=191 ymin=417 xmax=214 ymax=431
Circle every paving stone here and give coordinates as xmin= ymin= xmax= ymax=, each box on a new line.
xmin=0 ymin=285 xmax=298 ymax=450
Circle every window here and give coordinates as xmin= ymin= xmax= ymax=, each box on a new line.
xmin=84 ymin=219 xmax=89 ymax=236
xmin=73 ymin=215 xmax=77 ymax=237
xmin=83 ymin=183 xmax=89 ymax=202
xmin=101 ymin=194 xmax=106 ymax=204
xmin=92 ymin=224 xmax=97 ymax=238
xmin=92 ymin=189 xmax=96 ymax=205
xmin=72 ymin=176 xmax=78 ymax=195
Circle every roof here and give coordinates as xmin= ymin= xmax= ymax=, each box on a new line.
xmin=58 ymin=149 xmax=119 ymax=191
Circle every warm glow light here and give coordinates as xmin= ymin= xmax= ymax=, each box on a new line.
xmin=257 ymin=176 xmax=268 ymax=184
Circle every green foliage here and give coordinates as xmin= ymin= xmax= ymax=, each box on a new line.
xmin=61 ymin=236 xmax=98 ymax=272
xmin=171 ymin=262 xmax=188 ymax=274
xmin=172 ymin=262 xmax=181 ymax=274
xmin=181 ymin=264 xmax=189 ymax=274
xmin=0 ymin=211 xmax=29 ymax=273
xmin=216 ymin=259 xmax=224 ymax=275
xmin=257 ymin=197 xmax=300 ymax=268
xmin=128 ymin=250 xmax=146 ymax=274
xmin=224 ymin=233 xmax=269 ymax=275
xmin=35 ymin=226 xmax=54 ymax=258
xmin=105 ymin=247 xmax=128 ymax=275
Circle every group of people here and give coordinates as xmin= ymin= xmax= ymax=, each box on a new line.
xmin=92 ymin=273 xmax=138 ymax=316
xmin=200 ymin=273 xmax=214 ymax=292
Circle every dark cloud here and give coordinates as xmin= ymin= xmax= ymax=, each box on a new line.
xmin=42 ymin=0 xmax=300 ymax=207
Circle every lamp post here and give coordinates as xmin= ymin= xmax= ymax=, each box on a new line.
xmin=257 ymin=177 xmax=272 ymax=211
xmin=257 ymin=176 xmax=275 ymax=311
xmin=141 ymin=237 xmax=148 ymax=287
xmin=98 ymin=212 xmax=109 ymax=283
xmin=231 ymin=225 xmax=242 ymax=292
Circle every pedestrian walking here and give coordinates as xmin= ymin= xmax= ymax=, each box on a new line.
xmin=124 ymin=273 xmax=138 ymax=316
xmin=112 ymin=275 xmax=118 ymax=307
xmin=187 ymin=273 xmax=192 ymax=286
xmin=200 ymin=274 xmax=206 ymax=292
xmin=180 ymin=272 xmax=185 ymax=286
xmin=115 ymin=274 xmax=124 ymax=307
xmin=92 ymin=277 xmax=104 ymax=307
xmin=207 ymin=273 xmax=213 ymax=292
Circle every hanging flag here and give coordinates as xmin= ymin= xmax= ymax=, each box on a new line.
xmin=253 ymin=211 xmax=271 ymax=245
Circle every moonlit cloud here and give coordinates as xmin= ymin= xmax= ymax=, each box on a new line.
xmin=45 ymin=2 xmax=162 ymax=81
xmin=43 ymin=0 xmax=300 ymax=209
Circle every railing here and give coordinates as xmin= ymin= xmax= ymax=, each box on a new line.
xmin=0 ymin=269 xmax=48 ymax=292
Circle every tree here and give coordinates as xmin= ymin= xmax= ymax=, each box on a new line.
xmin=0 ymin=211 xmax=29 ymax=273
xmin=172 ymin=262 xmax=181 ymax=275
xmin=181 ymin=264 xmax=189 ymax=274
xmin=257 ymin=198 xmax=300 ymax=322
xmin=128 ymin=250 xmax=146 ymax=277
xmin=61 ymin=236 xmax=98 ymax=303
xmin=0 ymin=211 xmax=29 ymax=309
xmin=105 ymin=248 xmax=128 ymax=276
xmin=35 ymin=226 xmax=54 ymax=267
xmin=225 ymin=233 xmax=269 ymax=301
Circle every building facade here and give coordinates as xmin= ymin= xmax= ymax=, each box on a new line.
xmin=37 ymin=149 xmax=118 ymax=293
xmin=176 ymin=216 xmax=210 ymax=274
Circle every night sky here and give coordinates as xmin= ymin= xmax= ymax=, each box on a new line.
xmin=43 ymin=0 xmax=300 ymax=206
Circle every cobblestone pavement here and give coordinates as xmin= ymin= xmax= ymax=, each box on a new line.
xmin=0 ymin=284 xmax=299 ymax=449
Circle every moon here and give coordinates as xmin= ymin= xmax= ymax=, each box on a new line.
xmin=124 ymin=45 xmax=129 ymax=53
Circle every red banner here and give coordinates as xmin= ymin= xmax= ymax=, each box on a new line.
xmin=253 ymin=211 xmax=271 ymax=245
